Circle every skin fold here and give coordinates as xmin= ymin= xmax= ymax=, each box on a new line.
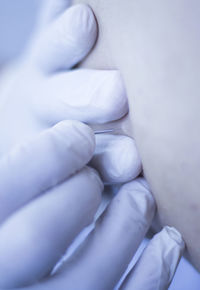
xmin=73 ymin=0 xmax=200 ymax=271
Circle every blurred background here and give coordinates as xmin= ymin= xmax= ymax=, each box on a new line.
xmin=0 ymin=1 xmax=200 ymax=289
xmin=0 ymin=0 xmax=40 ymax=68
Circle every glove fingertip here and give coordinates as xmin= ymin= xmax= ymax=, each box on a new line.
xmin=32 ymin=4 xmax=98 ymax=73
xmin=63 ymin=4 xmax=98 ymax=66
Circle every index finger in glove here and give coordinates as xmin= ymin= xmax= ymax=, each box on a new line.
xmin=0 ymin=120 xmax=95 ymax=224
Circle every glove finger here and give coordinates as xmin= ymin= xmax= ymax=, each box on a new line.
xmin=33 ymin=70 xmax=128 ymax=125
xmin=31 ymin=5 xmax=97 ymax=74
xmin=49 ymin=178 xmax=156 ymax=290
xmin=39 ymin=0 xmax=72 ymax=28
xmin=91 ymin=134 xmax=142 ymax=184
xmin=120 ymin=227 xmax=185 ymax=290
xmin=0 ymin=120 xmax=95 ymax=224
xmin=0 ymin=167 xmax=103 ymax=289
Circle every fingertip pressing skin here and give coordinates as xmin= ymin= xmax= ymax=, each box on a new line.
xmin=119 ymin=178 xmax=156 ymax=223
xmin=108 ymin=136 xmax=142 ymax=182
xmin=121 ymin=226 xmax=185 ymax=290
xmin=91 ymin=71 xmax=129 ymax=122
xmin=91 ymin=134 xmax=142 ymax=183
xmin=36 ymin=70 xmax=129 ymax=125
xmin=164 ymin=226 xmax=185 ymax=249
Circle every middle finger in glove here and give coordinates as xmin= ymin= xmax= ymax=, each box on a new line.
xmin=32 ymin=70 xmax=128 ymax=125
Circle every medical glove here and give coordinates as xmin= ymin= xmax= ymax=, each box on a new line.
xmin=0 ymin=120 xmax=103 ymax=288
xmin=3 ymin=178 xmax=183 ymax=290
xmin=0 ymin=2 xmax=141 ymax=185
xmin=120 ymin=226 xmax=185 ymax=290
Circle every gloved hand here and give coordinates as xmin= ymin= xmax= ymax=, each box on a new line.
xmin=0 ymin=1 xmax=184 ymax=289
xmin=0 ymin=1 xmax=141 ymax=288
xmin=39 ymin=179 xmax=184 ymax=290
xmin=0 ymin=120 xmax=104 ymax=288
xmin=0 ymin=0 xmax=141 ymax=184
xmin=0 ymin=161 xmax=184 ymax=289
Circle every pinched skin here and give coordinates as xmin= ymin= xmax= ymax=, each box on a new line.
xmin=73 ymin=0 xmax=200 ymax=271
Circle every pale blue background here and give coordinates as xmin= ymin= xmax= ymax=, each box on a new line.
xmin=0 ymin=0 xmax=40 ymax=66
xmin=0 ymin=1 xmax=200 ymax=289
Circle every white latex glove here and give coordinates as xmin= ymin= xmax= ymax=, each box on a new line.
xmin=0 ymin=1 xmax=141 ymax=184
xmin=120 ymin=226 xmax=185 ymax=290
xmin=0 ymin=2 xmax=183 ymax=289
xmin=0 ymin=178 xmax=183 ymax=290
xmin=0 ymin=120 xmax=104 ymax=288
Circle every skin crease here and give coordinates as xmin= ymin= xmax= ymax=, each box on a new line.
xmin=73 ymin=0 xmax=200 ymax=271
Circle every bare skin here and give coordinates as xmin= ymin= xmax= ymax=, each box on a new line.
xmin=73 ymin=0 xmax=200 ymax=271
